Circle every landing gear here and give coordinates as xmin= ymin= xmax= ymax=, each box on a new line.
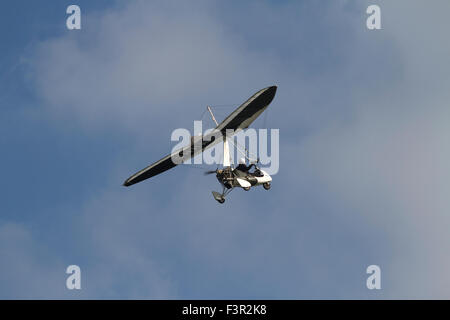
xmin=212 ymin=187 xmax=233 ymax=204
xmin=243 ymin=186 xmax=251 ymax=191
xmin=263 ymin=182 xmax=271 ymax=190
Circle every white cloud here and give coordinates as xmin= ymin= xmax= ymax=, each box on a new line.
xmin=280 ymin=0 xmax=450 ymax=298
xmin=32 ymin=0 xmax=277 ymax=138
xmin=0 ymin=223 xmax=66 ymax=299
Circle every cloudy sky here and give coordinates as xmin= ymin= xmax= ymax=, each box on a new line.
xmin=1 ymin=0 xmax=449 ymax=299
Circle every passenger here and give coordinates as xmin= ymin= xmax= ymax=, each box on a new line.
xmin=235 ymin=157 xmax=255 ymax=173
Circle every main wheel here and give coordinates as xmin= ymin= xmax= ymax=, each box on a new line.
xmin=243 ymin=186 xmax=251 ymax=191
xmin=218 ymin=198 xmax=225 ymax=204
xmin=263 ymin=182 xmax=271 ymax=190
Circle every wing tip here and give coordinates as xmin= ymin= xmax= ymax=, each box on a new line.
xmin=263 ymin=85 xmax=277 ymax=104
xmin=268 ymin=85 xmax=277 ymax=94
xmin=262 ymin=85 xmax=277 ymax=99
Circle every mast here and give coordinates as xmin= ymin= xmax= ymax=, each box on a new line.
xmin=207 ymin=106 xmax=231 ymax=167
xmin=223 ymin=135 xmax=231 ymax=168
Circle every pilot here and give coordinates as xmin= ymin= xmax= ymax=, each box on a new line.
xmin=235 ymin=157 xmax=255 ymax=173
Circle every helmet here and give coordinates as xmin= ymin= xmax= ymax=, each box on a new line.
xmin=238 ymin=157 xmax=246 ymax=164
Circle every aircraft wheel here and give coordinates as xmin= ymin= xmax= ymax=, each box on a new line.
xmin=218 ymin=198 xmax=225 ymax=204
xmin=243 ymin=186 xmax=251 ymax=191
xmin=263 ymin=182 xmax=271 ymax=190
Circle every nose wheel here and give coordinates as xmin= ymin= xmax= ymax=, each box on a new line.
xmin=263 ymin=182 xmax=271 ymax=190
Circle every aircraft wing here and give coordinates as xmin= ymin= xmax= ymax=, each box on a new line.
xmin=216 ymin=85 xmax=277 ymax=132
xmin=123 ymin=85 xmax=277 ymax=187
xmin=123 ymin=132 xmax=221 ymax=186
xmin=123 ymin=153 xmax=177 ymax=187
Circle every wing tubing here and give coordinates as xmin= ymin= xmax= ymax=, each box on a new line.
xmin=123 ymin=85 xmax=277 ymax=187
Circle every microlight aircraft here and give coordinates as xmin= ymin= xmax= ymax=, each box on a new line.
xmin=123 ymin=86 xmax=277 ymax=203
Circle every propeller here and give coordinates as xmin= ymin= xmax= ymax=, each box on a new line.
xmin=204 ymin=170 xmax=217 ymax=175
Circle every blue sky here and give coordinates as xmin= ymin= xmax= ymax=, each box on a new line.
xmin=1 ymin=0 xmax=450 ymax=299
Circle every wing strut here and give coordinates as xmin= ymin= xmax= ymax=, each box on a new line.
xmin=207 ymin=106 xmax=219 ymax=126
